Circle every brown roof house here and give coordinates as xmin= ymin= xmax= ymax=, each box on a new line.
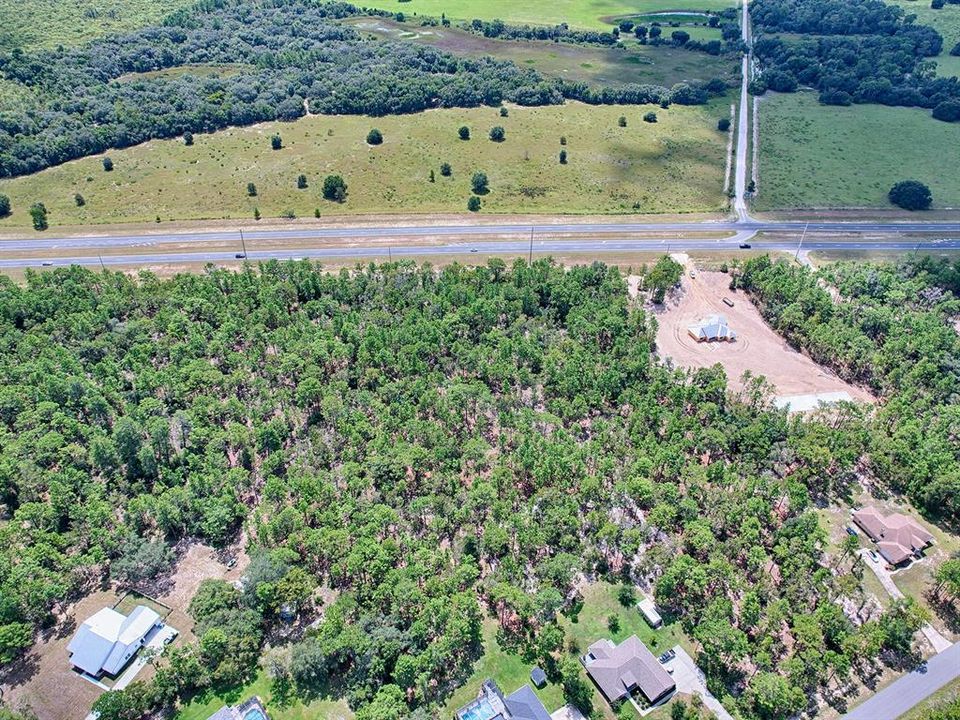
xmin=853 ymin=507 xmax=934 ymax=565
xmin=581 ymin=636 xmax=675 ymax=708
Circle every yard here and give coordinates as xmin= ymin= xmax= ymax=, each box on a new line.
xmin=353 ymin=0 xmax=736 ymax=31
xmin=755 ymin=91 xmax=960 ymax=211
xmin=0 ymin=102 xmax=729 ymax=229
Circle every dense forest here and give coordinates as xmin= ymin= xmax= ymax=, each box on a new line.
xmin=751 ymin=0 xmax=960 ymax=119
xmin=0 ymin=259 xmax=942 ymax=720
xmin=0 ymin=0 xmax=728 ymax=178
xmin=737 ymin=255 xmax=960 ymax=519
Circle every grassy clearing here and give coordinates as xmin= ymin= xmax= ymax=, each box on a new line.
xmin=440 ymin=619 xmax=567 ymax=717
xmin=175 ymin=669 xmax=353 ymax=720
xmin=0 ymin=102 xmax=729 ymax=228
xmin=0 ymin=0 xmax=193 ymax=51
xmin=756 ymin=91 xmax=960 ymax=210
xmin=444 ymin=581 xmax=694 ymax=720
xmin=346 ymin=18 xmax=737 ymax=88
xmin=358 ymin=0 xmax=735 ymax=30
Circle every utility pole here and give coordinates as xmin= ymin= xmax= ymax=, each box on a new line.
xmin=388 ymin=246 xmax=392 ymax=262
xmin=795 ymin=222 xmax=808 ymax=262
xmin=528 ymin=227 xmax=534 ymax=265
xmin=98 ymin=254 xmax=105 ymax=271
xmin=239 ymin=229 xmax=248 ymax=257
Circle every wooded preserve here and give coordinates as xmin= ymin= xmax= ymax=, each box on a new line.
xmin=0 ymin=257 xmax=957 ymax=720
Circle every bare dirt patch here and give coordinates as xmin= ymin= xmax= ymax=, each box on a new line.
xmin=653 ymin=269 xmax=875 ymax=401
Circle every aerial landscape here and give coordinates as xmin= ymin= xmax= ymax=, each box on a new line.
xmin=0 ymin=0 xmax=959 ymax=719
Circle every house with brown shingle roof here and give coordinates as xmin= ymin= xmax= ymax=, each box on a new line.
xmin=581 ymin=635 xmax=675 ymax=707
xmin=852 ymin=507 xmax=934 ymax=566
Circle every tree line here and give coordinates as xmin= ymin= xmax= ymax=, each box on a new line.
xmin=750 ymin=0 xmax=960 ymax=121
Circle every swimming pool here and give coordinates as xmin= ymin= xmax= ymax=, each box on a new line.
xmin=458 ymin=698 xmax=497 ymax=720
xmin=243 ymin=709 xmax=267 ymax=720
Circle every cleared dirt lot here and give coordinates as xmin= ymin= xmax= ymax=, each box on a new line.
xmin=652 ymin=269 xmax=874 ymax=401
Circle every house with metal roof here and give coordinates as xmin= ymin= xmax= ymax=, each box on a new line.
xmin=581 ymin=635 xmax=675 ymax=707
xmin=67 ymin=605 xmax=162 ymax=678
xmin=853 ymin=507 xmax=934 ymax=566
xmin=687 ymin=314 xmax=736 ymax=342
xmin=455 ymin=679 xmax=551 ymax=720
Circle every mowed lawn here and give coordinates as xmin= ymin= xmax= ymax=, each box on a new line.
xmin=175 ymin=669 xmax=353 ymax=720
xmin=0 ymin=0 xmax=193 ymax=51
xmin=0 ymin=102 xmax=729 ymax=228
xmin=756 ymin=91 xmax=960 ymax=211
xmin=357 ymin=0 xmax=735 ymax=30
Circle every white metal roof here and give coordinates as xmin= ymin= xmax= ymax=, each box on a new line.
xmin=67 ymin=605 xmax=161 ymax=677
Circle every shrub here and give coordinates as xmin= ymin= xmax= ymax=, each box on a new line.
xmin=271 ymin=134 xmax=282 ymax=150
xmin=489 ymin=126 xmax=505 ymax=142
xmin=932 ymin=0 xmax=944 ymax=8
xmin=0 ymin=194 xmax=10 ymax=217
xmin=29 ymin=203 xmax=48 ymax=231
xmin=429 ymin=169 xmax=435 ymax=183
xmin=952 ymin=42 xmax=960 ymax=56
xmin=889 ymin=180 xmax=932 ymax=210
xmin=323 ymin=175 xmax=348 ymax=202
xmin=74 ymin=193 xmax=85 ymax=207
xmin=102 ymin=157 xmax=114 ymax=172
xmin=458 ymin=126 xmax=470 ymax=140
xmin=718 ymin=117 xmax=731 ymax=131
xmin=183 ymin=131 xmax=194 ymax=146
xmin=471 ymin=172 xmax=489 ymax=194
xmin=499 ymin=106 xmax=509 ymax=117
xmin=618 ymin=115 xmax=627 ymax=127
xmin=643 ymin=111 xmax=658 ymax=123
xmin=617 ymin=584 xmax=636 ymax=607
xmin=314 ymin=208 xmax=321 ymax=218
xmin=247 ymin=182 xmax=257 ymax=197
xmin=297 ymin=174 xmax=308 ymax=189
xmin=560 ymin=136 xmax=567 ymax=145
xmin=366 ymin=128 xmax=383 ymax=145
xmin=467 ymin=196 xmax=481 ymax=211
xmin=607 ymin=614 xmax=620 ymax=633
xmin=932 ymin=100 xmax=960 ymax=122
xmin=440 ymin=163 xmax=452 ymax=177
xmin=559 ymin=150 xmax=567 ymax=164
xmin=254 ymin=207 xmax=261 ymax=220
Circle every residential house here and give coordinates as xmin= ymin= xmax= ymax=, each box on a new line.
xmin=455 ymin=679 xmax=551 ymax=720
xmin=687 ymin=315 xmax=736 ymax=342
xmin=67 ymin=605 xmax=162 ymax=678
xmin=582 ymin=635 xmax=675 ymax=707
xmin=853 ymin=507 xmax=934 ymax=566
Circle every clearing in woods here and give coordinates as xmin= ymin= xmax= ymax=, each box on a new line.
xmin=755 ymin=91 xmax=960 ymax=212
xmin=652 ymin=269 xmax=875 ymax=402
xmin=345 ymin=17 xmax=737 ymax=89
xmin=0 ymin=102 xmax=729 ymax=228
xmin=355 ymin=0 xmax=736 ymax=30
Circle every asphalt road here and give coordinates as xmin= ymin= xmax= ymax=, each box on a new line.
xmin=843 ymin=642 xmax=960 ymax=720
xmin=6 ymin=234 xmax=960 ymax=269
xmin=733 ymin=0 xmax=751 ymax=221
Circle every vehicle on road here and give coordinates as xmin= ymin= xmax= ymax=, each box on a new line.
xmin=235 ymin=253 xmax=246 ymax=259
xmin=470 ymin=248 xmax=478 ymax=253
xmin=869 ymin=550 xmax=879 ymax=562
xmin=846 ymin=526 xmax=858 ymax=536
xmin=689 ymin=270 xmax=696 ymax=279
xmin=739 ymin=243 xmax=751 ymax=249
xmin=41 ymin=261 xmax=53 ymax=267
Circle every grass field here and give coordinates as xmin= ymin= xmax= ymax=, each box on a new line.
xmin=346 ymin=17 xmax=737 ymax=89
xmin=756 ymin=91 xmax=960 ymax=211
xmin=0 ymin=102 xmax=729 ymax=228
xmin=358 ymin=0 xmax=736 ymax=30
xmin=176 ymin=669 xmax=353 ymax=720
xmin=0 ymin=0 xmax=193 ymax=51
xmin=888 ymin=1 xmax=960 ymax=78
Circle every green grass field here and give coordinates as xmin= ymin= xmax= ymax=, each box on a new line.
xmin=346 ymin=17 xmax=737 ymax=89
xmin=0 ymin=0 xmax=194 ymax=51
xmin=756 ymin=91 xmax=960 ymax=211
xmin=889 ymin=1 xmax=960 ymax=78
xmin=0 ymin=102 xmax=729 ymax=228
xmin=175 ymin=670 xmax=353 ymax=720
xmin=359 ymin=0 xmax=736 ymax=30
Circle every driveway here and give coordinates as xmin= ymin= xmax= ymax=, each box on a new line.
xmin=859 ymin=550 xmax=952 ymax=653
xmin=113 ymin=624 xmax=178 ymax=690
xmin=843 ymin=642 xmax=960 ymax=719
xmin=663 ymin=647 xmax=733 ymax=720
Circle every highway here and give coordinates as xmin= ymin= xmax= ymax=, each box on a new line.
xmin=5 ymin=233 xmax=960 ymax=269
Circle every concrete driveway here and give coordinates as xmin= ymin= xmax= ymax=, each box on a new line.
xmin=114 ymin=624 xmax=178 ymax=690
xmin=663 ymin=647 xmax=733 ymax=720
